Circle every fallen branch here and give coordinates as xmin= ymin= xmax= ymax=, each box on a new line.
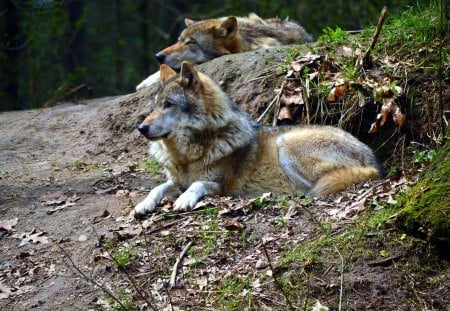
xmin=262 ymin=243 xmax=295 ymax=311
xmin=367 ymin=253 xmax=403 ymax=267
xmin=48 ymin=235 xmax=127 ymax=310
xmin=257 ymin=93 xmax=279 ymax=123
xmin=334 ymin=245 xmax=345 ymax=311
xmin=170 ymin=240 xmax=193 ymax=288
xmin=273 ymin=80 xmax=287 ymax=127
xmin=357 ymin=6 xmax=388 ymax=70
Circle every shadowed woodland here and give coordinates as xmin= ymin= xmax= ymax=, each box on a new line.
xmin=1 ymin=0 xmax=413 ymax=111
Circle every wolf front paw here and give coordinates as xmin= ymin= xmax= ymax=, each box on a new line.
xmin=134 ymin=198 xmax=157 ymax=218
xmin=173 ymin=191 xmax=199 ymax=211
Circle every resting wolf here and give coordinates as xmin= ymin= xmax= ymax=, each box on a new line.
xmin=136 ymin=13 xmax=313 ymax=90
xmin=134 ymin=62 xmax=383 ymax=216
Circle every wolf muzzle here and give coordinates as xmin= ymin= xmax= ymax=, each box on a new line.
xmin=155 ymin=52 xmax=165 ymax=64
xmin=137 ymin=124 xmax=151 ymax=139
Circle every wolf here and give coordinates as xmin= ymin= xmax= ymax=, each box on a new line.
xmin=134 ymin=62 xmax=383 ymax=216
xmin=136 ymin=13 xmax=313 ymax=90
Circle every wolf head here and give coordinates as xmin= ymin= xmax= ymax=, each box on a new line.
xmin=155 ymin=17 xmax=240 ymax=70
xmin=138 ymin=61 xmax=239 ymax=141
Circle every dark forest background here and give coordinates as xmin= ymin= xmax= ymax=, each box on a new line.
xmin=1 ymin=0 xmax=417 ymax=111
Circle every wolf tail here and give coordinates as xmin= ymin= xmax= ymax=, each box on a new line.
xmin=310 ymin=166 xmax=382 ymax=196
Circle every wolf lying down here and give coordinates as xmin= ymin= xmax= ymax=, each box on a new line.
xmin=134 ymin=62 xmax=383 ymax=216
xmin=136 ymin=13 xmax=313 ymax=90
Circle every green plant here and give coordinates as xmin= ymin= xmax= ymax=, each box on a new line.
xmin=317 ymin=26 xmax=348 ymax=44
xmin=143 ymin=158 xmax=162 ymax=174
xmin=110 ymin=289 xmax=137 ymax=311
xmin=112 ymin=244 xmax=133 ymax=269
xmin=279 ymin=47 xmax=300 ymax=72
xmin=73 ymin=159 xmax=87 ymax=170
xmin=215 ymin=275 xmax=254 ymax=310
xmin=194 ymin=207 xmax=219 ymax=219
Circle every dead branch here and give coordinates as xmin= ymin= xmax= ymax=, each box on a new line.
xmin=357 ymin=6 xmax=388 ymax=70
xmin=367 ymin=253 xmax=403 ymax=267
xmin=257 ymin=93 xmax=280 ymax=123
xmin=272 ymin=80 xmax=287 ymax=127
xmin=334 ymin=245 xmax=344 ymax=311
xmin=262 ymin=243 xmax=295 ymax=311
xmin=48 ymin=235 xmax=127 ymax=310
xmin=170 ymin=240 xmax=193 ymax=288
xmin=300 ymin=82 xmax=312 ymax=124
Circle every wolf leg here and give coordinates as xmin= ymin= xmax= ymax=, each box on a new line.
xmin=135 ymin=180 xmax=178 ymax=215
xmin=136 ymin=71 xmax=160 ymax=91
xmin=173 ymin=181 xmax=221 ymax=211
xmin=277 ymin=139 xmax=313 ymax=192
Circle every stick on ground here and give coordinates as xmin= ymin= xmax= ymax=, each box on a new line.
xmin=170 ymin=240 xmax=193 ymax=288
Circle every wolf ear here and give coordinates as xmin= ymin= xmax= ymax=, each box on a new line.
xmin=184 ymin=18 xmax=195 ymax=26
xmin=160 ymin=64 xmax=177 ymax=83
xmin=219 ymin=16 xmax=238 ymax=39
xmin=179 ymin=61 xmax=201 ymax=90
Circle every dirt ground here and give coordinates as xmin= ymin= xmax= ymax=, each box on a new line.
xmin=1 ymin=49 xmax=449 ymax=310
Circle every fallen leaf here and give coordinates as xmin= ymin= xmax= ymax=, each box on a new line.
xmin=368 ymin=121 xmax=378 ymax=134
xmin=328 ymin=84 xmax=346 ymax=102
xmin=0 ymin=282 xmax=12 ymax=299
xmin=0 ymin=218 xmax=18 ymax=232
xmin=18 ymin=229 xmax=49 ymax=247
xmin=255 ymin=258 xmax=268 ymax=269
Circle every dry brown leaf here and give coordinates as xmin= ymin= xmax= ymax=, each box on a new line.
xmin=368 ymin=121 xmax=378 ymax=134
xmin=328 ymin=84 xmax=347 ymax=102
xmin=278 ymin=106 xmax=292 ymax=121
xmin=391 ymin=103 xmax=406 ymax=126
xmin=380 ymin=99 xmax=393 ymax=126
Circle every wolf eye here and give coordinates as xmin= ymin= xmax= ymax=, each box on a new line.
xmin=186 ymin=38 xmax=197 ymax=45
xmin=163 ymin=100 xmax=174 ymax=109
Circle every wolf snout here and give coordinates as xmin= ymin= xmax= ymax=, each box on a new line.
xmin=137 ymin=124 xmax=149 ymax=135
xmin=155 ymin=52 xmax=166 ymax=64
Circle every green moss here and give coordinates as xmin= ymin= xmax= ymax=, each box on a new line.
xmin=395 ymin=131 xmax=450 ymax=256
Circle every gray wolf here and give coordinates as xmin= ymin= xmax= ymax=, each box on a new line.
xmin=134 ymin=62 xmax=382 ymax=216
xmin=136 ymin=13 xmax=313 ymax=90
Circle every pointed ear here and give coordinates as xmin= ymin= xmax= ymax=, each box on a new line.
xmin=160 ymin=64 xmax=177 ymax=83
xmin=184 ymin=18 xmax=195 ymax=26
xmin=179 ymin=61 xmax=201 ymax=90
xmin=219 ymin=16 xmax=238 ymax=38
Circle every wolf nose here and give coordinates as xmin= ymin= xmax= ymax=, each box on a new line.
xmin=155 ymin=53 xmax=165 ymax=64
xmin=137 ymin=124 xmax=149 ymax=135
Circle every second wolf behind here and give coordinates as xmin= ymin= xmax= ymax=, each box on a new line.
xmin=136 ymin=13 xmax=313 ymax=90
xmin=134 ymin=62 xmax=383 ymax=216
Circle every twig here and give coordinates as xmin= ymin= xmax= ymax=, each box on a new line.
xmin=357 ymin=6 xmax=388 ymax=70
xmin=91 ymin=226 xmax=157 ymax=310
xmin=48 ymin=236 xmax=127 ymax=309
xmin=170 ymin=240 xmax=193 ymax=287
xmin=367 ymin=253 xmax=403 ymax=267
xmin=273 ymin=80 xmax=287 ymax=127
xmin=333 ymin=245 xmax=344 ymax=311
xmin=300 ymin=81 xmax=312 ymax=125
xmin=138 ymin=219 xmax=162 ymax=307
xmin=145 ymin=217 xmax=186 ymax=235
xmin=257 ymin=94 xmax=279 ymax=123
xmin=262 ymin=243 xmax=295 ymax=311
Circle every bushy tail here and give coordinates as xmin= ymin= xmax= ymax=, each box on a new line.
xmin=311 ymin=167 xmax=381 ymax=196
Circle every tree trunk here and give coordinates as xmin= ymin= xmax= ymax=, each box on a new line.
xmin=395 ymin=125 xmax=450 ymax=258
